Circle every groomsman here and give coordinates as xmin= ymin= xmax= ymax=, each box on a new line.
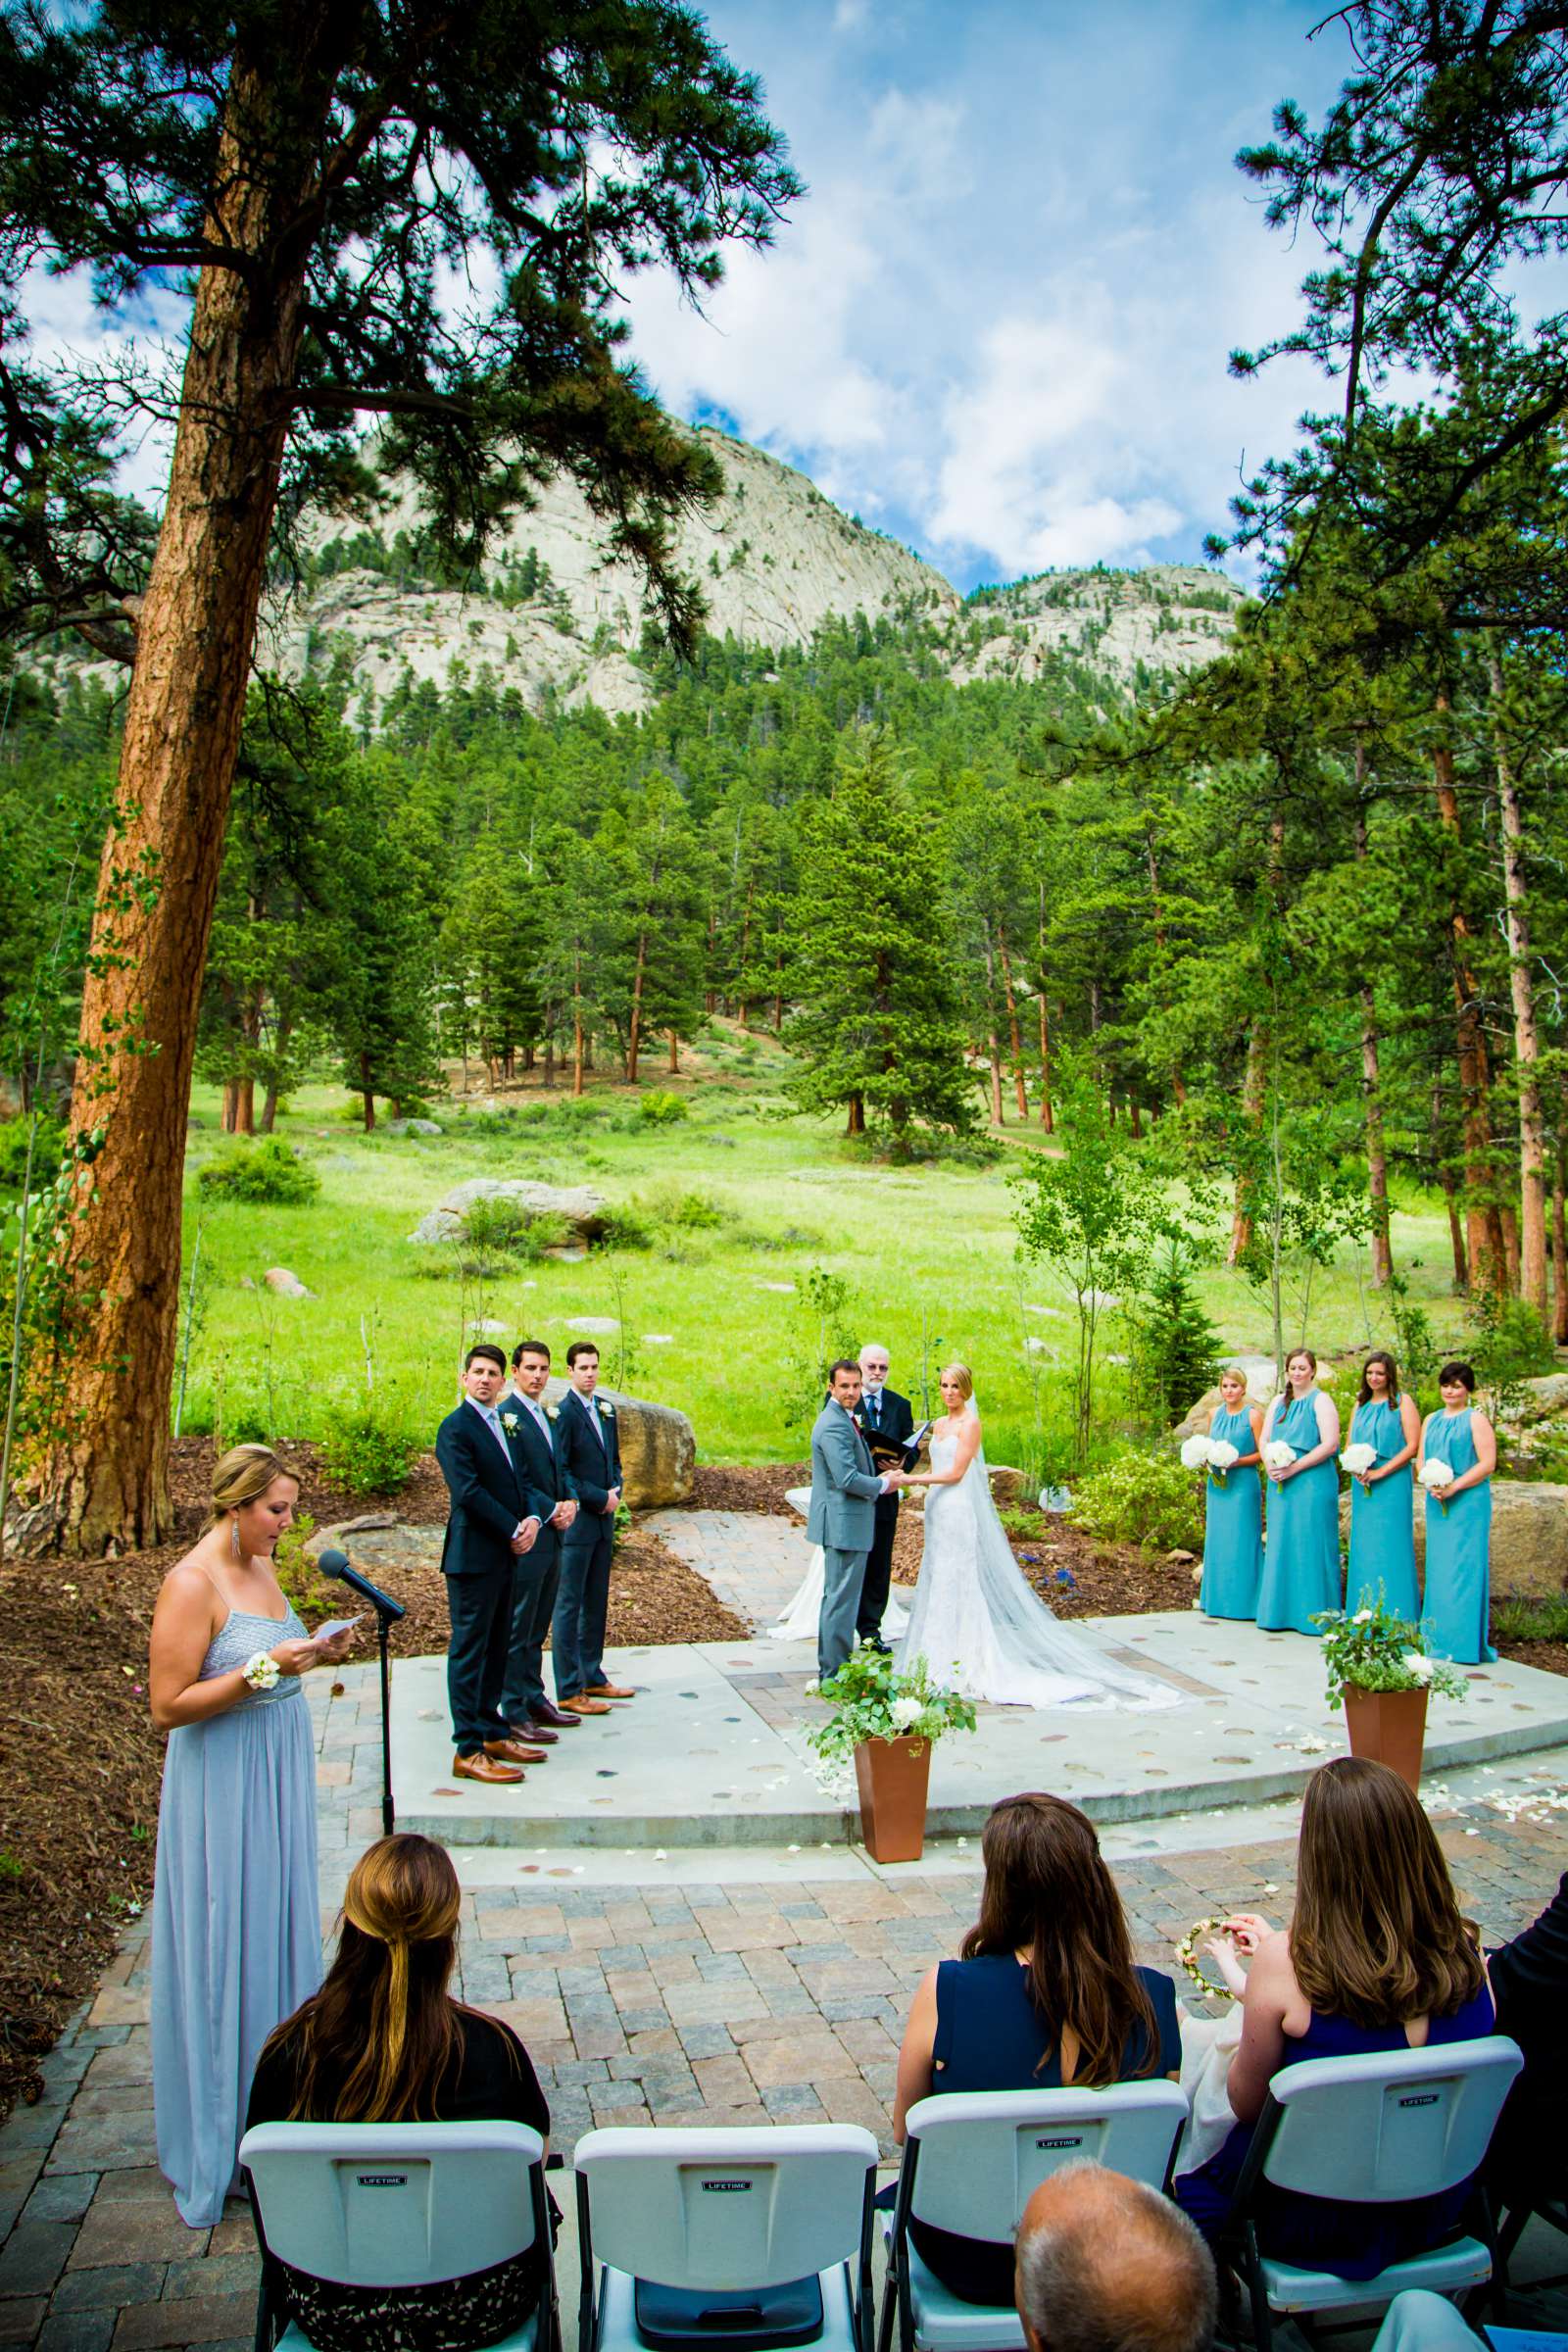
xmin=434 ymin=1345 xmax=550 ymax=1785
xmin=552 ymin=1343 xmax=636 ymax=1714
xmin=855 ymin=1341 xmax=915 ymax=1650
xmin=499 ymin=1339 xmax=583 ymax=1744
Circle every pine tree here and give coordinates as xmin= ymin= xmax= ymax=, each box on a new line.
xmin=783 ymin=734 xmax=973 ymax=1142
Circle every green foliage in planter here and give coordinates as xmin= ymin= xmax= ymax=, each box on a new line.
xmin=807 ymin=1642 xmax=976 ymax=1775
xmin=1311 ymin=1597 xmax=1469 ymax=1708
xmin=1069 ymin=1449 xmax=1203 ymax=1553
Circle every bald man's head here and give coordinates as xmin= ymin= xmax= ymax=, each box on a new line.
xmin=1014 ymin=2164 xmax=1216 ymax=2352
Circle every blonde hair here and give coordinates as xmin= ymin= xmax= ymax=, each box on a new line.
xmin=941 ymin=1361 xmax=974 ymax=1401
xmin=201 ymin=1442 xmax=297 ymax=1534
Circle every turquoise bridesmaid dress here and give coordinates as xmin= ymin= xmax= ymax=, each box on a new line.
xmin=1421 ymin=1408 xmax=1496 ymax=1664
xmin=1256 ymin=1388 xmax=1343 ymax=1635
xmin=1199 ymin=1403 xmax=1263 ymax=1618
xmin=1347 ymin=1396 xmax=1419 ymax=1620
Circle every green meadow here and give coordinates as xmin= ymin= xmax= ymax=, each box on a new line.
xmin=175 ymin=1025 xmax=1477 ymax=1477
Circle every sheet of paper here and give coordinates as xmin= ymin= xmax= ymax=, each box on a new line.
xmin=312 ymin=1616 xmax=363 ymax=1644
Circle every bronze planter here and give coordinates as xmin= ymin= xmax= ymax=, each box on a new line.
xmin=1343 ymin=1685 xmax=1429 ymax=1793
xmin=854 ymin=1735 xmax=933 ymax=1863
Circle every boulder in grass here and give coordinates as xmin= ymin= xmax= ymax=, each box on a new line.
xmin=264 ymin=1265 xmax=315 ymax=1298
xmin=409 ymin=1177 xmax=609 ymax=1247
xmin=542 ymin=1376 xmax=695 ymax=1508
xmin=1173 ymin=1358 xmax=1278 ymax=1442
xmin=565 ymin=1316 xmax=619 ymax=1335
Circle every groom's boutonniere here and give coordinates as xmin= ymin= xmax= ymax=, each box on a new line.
xmin=545 ymin=1402 xmax=559 ymax=1420
xmin=599 ymin=1401 xmax=614 ymax=1420
xmin=501 ymin=1412 xmax=520 ymax=1435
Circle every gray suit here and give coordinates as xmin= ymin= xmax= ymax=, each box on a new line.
xmin=808 ymin=1399 xmax=886 ymax=1678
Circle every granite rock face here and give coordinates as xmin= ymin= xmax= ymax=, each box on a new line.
xmin=1334 ymin=1480 xmax=1568 ymax=1600
xmin=409 ymin=1177 xmax=609 ymax=1247
xmin=542 ymin=1376 xmax=696 ymax=1509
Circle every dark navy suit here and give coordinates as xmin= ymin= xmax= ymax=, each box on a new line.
xmin=499 ymin=1389 xmax=578 ymax=1724
xmin=552 ymin=1387 xmax=622 ymax=1698
xmin=854 ymin=1384 xmax=914 ymax=1642
xmin=434 ymin=1397 xmax=551 ymax=1753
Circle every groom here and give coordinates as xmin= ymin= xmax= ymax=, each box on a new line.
xmin=808 ymin=1358 xmax=906 ymax=1680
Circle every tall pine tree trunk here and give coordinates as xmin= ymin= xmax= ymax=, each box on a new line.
xmin=627 ymin=928 xmax=648 ymax=1084
xmin=667 ymin=1029 xmax=678 ymax=1074
xmin=1036 ymin=886 xmax=1054 ymax=1130
xmin=998 ymin=929 xmax=1028 ymax=1117
xmin=47 ymin=42 xmax=339 ymax=1553
xmin=1488 ymin=649 xmax=1549 ymax=1319
xmin=259 ymin=1013 xmax=291 ymax=1133
xmin=982 ymin=927 xmax=1004 ymax=1125
xmin=1553 ymin=1133 xmax=1568 ymax=1346
xmin=1434 ymin=722 xmax=1505 ymax=1295
xmin=1433 ymin=1077 xmax=1468 ymax=1292
xmin=1353 ymin=790 xmax=1394 ymax=1288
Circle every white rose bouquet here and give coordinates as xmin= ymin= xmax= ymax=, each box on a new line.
xmin=1206 ymin=1438 xmax=1239 ymax=1487
xmin=1179 ymin=1436 xmax=1211 ymax=1471
xmin=1420 ymin=1457 xmax=1456 ymax=1516
xmin=1263 ymin=1439 xmax=1297 ymax=1475
xmin=1341 ymin=1441 xmax=1378 ymax=1486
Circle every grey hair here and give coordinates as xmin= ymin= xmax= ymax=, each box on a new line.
xmin=1013 ymin=2163 xmax=1216 ymax=2352
xmin=858 ymin=1342 xmax=890 ymax=1363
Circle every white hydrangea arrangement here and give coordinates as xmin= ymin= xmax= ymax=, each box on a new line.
xmin=1420 ymin=1457 xmax=1456 ymax=1514
xmin=1341 ymin=1442 xmax=1378 ymax=1482
xmin=1263 ymin=1439 xmax=1298 ymax=1472
xmin=805 ymin=1642 xmax=976 ymax=1796
xmin=1180 ymin=1434 xmax=1243 ymax=1487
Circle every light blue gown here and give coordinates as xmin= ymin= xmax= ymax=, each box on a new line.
xmin=1199 ymin=1403 xmax=1263 ymax=1619
xmin=1347 ymin=1396 xmax=1419 ymax=1620
xmin=1256 ymin=1388 xmax=1343 ymax=1636
xmin=1421 ymin=1408 xmax=1496 ymax=1665
xmin=151 ymin=1600 xmax=321 ymax=2227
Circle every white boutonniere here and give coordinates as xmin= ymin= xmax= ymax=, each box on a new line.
xmin=501 ymin=1412 xmax=520 ymax=1434
xmin=545 ymin=1403 xmax=559 ymax=1420
xmin=600 ymin=1401 xmax=614 ymax=1419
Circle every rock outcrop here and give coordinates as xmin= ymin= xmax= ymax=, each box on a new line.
xmin=1336 ymin=1480 xmax=1568 ymax=1601
xmin=1174 ymin=1360 xmax=1278 ymax=1442
xmin=409 ymin=1177 xmax=609 ymax=1247
xmin=543 ymin=1378 xmax=695 ymax=1509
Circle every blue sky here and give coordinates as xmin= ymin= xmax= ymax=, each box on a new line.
xmin=21 ymin=1 xmax=1352 ymax=594
xmin=622 ymin=0 xmax=1350 ymax=587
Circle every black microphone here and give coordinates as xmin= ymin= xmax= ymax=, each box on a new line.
xmin=318 ymin=1546 xmax=406 ymax=1620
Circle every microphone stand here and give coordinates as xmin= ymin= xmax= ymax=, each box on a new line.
xmin=318 ymin=1546 xmax=404 ymax=1837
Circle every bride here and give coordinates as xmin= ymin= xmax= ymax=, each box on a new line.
xmin=895 ymin=1362 xmax=1177 ymax=1711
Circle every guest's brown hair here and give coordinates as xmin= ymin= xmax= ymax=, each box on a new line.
xmin=262 ymin=1835 xmax=507 ymax=2122
xmin=961 ymin=1794 xmax=1159 ymax=2087
xmin=1291 ymin=1758 xmax=1485 ymax=2029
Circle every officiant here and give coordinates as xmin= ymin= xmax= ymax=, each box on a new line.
xmin=854 ymin=1343 xmax=916 ymax=1650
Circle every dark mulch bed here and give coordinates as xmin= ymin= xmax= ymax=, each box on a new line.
xmin=1496 ymin=1637 xmax=1568 ymax=1678
xmin=0 ymin=1438 xmax=739 ymax=2123
xmin=691 ymin=1463 xmax=808 ymax=1515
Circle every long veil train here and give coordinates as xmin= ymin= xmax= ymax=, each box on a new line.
xmin=894 ymin=1398 xmax=1178 ymax=1711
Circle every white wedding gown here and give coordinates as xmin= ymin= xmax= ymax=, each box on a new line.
xmin=896 ymin=1420 xmax=1178 ymax=1711
xmin=767 ymin=1488 xmax=910 ymax=1641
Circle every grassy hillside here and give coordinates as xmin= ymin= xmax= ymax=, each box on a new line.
xmin=176 ymin=1026 xmax=1476 ymax=1476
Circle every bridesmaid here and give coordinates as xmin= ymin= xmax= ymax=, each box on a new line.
xmin=1346 ymin=1349 xmax=1421 ymax=1620
xmin=1257 ymin=1347 xmax=1342 ymax=1636
xmin=1418 ymin=1361 xmax=1497 ymax=1665
xmin=149 ymin=1445 xmax=356 ymax=2227
xmin=1199 ymin=1365 xmax=1264 ymax=1619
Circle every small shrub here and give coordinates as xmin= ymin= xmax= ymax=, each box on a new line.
xmin=462 ymin=1197 xmax=567 ymax=1262
xmin=637 ymin=1090 xmax=689 ymax=1124
xmin=318 ymin=1402 xmax=419 ymax=1494
xmin=198 ymin=1138 xmax=320 ymax=1204
xmin=1492 ymin=1593 xmax=1568 ymax=1644
xmin=273 ymin=1511 xmax=335 ymax=1618
xmin=1069 ymin=1450 xmax=1203 ymax=1553
xmin=0 ymin=1114 xmax=64 ymax=1192
xmin=600 ymin=1203 xmax=654 ymax=1249
xmin=1466 ymin=1290 xmax=1556 ymax=1421
xmin=639 ymin=1183 xmax=728 ymax=1231
xmin=998 ymin=1502 xmax=1047 ymax=1540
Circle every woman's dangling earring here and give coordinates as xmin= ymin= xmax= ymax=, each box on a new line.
xmin=230 ymin=1516 xmax=242 ymax=1563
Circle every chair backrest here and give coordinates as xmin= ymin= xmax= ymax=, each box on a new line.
xmin=238 ymin=2120 xmax=544 ymax=2286
xmin=1258 ymin=2036 xmax=1523 ymax=2203
xmin=903 ymin=2084 xmax=1191 ymax=2240
xmin=574 ymin=2126 xmax=879 ymax=2290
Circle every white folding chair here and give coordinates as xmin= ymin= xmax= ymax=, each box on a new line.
xmin=239 ymin=2118 xmax=554 ymax=2352
xmin=881 ymin=2082 xmax=1191 ymax=2352
xmin=574 ymin=2123 xmax=880 ymax=2352
xmin=1220 ymin=2034 xmax=1524 ymax=2352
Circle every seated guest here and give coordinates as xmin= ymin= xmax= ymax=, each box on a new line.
xmin=1485 ymin=1864 xmax=1568 ymax=2211
xmin=246 ymin=1834 xmax=549 ymax=2352
xmin=893 ymin=1791 xmax=1181 ymax=2307
xmin=1175 ymin=1757 xmax=1495 ymax=2278
xmin=1014 ymin=2163 xmax=1217 ymax=2352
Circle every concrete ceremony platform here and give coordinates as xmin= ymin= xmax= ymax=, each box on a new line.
xmin=390 ymin=1612 xmax=1568 ymax=1850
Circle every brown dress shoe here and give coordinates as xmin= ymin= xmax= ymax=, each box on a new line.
xmin=510 ymin=1720 xmax=559 ymax=1745
xmin=454 ymin=1750 xmax=523 ymax=1784
xmin=560 ymin=1694 xmax=612 ymax=1715
xmin=484 ymin=1738 xmax=547 ymax=1764
xmin=532 ymin=1700 xmax=582 ymax=1729
xmin=584 ymin=1682 xmax=636 ymax=1700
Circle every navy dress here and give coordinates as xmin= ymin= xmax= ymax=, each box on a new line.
xmin=1175 ymin=1979 xmax=1496 ymax=2277
xmin=908 ymin=1955 xmax=1181 ymax=2304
